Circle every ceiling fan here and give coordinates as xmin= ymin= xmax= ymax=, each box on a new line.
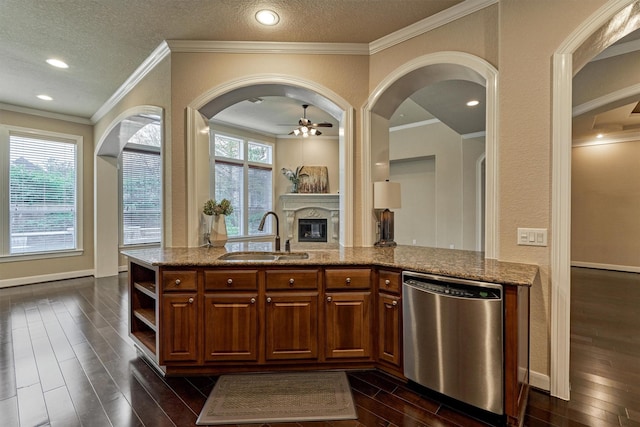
xmin=288 ymin=104 xmax=333 ymax=137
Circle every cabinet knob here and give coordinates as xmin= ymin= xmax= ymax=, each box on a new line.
xmin=385 ymin=279 xmax=391 ymax=286
xmin=175 ymin=279 xmax=181 ymax=286
xmin=345 ymin=278 xmax=351 ymax=284
xmin=188 ymin=297 xmax=194 ymax=304
xmin=327 ymin=296 xmax=332 ymax=302
xmin=250 ymin=297 xmax=256 ymax=304
xmin=267 ymin=297 xmax=272 ymax=303
xmin=289 ymin=278 xmax=295 ymax=286
xmin=227 ymin=278 xmax=233 ymax=286
xmin=392 ymin=300 xmax=397 ymax=307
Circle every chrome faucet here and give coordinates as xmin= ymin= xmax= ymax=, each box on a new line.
xmin=258 ymin=211 xmax=280 ymax=251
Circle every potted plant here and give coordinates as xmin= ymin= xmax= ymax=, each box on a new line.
xmin=203 ymin=198 xmax=234 ymax=246
xmin=281 ymin=166 xmax=306 ymax=193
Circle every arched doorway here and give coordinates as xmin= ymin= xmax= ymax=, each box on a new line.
xmin=185 ymin=76 xmax=355 ymax=248
xmin=94 ymin=105 xmax=163 ymax=277
xmin=363 ymin=52 xmax=498 ymax=257
xmin=551 ymin=0 xmax=640 ymax=400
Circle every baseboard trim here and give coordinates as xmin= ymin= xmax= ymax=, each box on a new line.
xmin=529 ymin=370 xmax=550 ymax=392
xmin=571 ymin=261 xmax=640 ymax=273
xmin=0 ymin=269 xmax=95 ymax=289
xmin=119 ymin=264 xmax=128 ymax=273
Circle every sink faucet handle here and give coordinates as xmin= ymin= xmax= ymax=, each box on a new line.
xmin=285 ymin=239 xmax=291 ymax=252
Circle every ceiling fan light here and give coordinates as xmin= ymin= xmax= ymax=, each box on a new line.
xmin=293 ymin=128 xmax=300 ymax=136
xmin=310 ymin=128 xmax=317 ymax=135
xmin=301 ymin=126 xmax=308 ymax=133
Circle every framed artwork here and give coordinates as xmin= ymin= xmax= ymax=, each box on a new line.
xmin=298 ymin=166 xmax=328 ymax=193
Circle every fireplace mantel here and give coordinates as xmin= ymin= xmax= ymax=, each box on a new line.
xmin=279 ymin=193 xmax=340 ymax=244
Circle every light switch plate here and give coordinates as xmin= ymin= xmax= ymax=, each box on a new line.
xmin=517 ymin=227 xmax=547 ymax=247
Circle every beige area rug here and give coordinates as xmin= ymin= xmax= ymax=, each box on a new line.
xmin=196 ymin=371 xmax=357 ymax=425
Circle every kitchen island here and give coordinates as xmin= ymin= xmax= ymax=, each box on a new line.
xmin=122 ymin=245 xmax=538 ymax=427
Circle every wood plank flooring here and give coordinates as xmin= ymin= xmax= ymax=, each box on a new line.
xmin=0 ymin=267 xmax=638 ymax=426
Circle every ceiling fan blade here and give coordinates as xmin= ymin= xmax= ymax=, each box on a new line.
xmin=312 ymin=122 xmax=333 ymax=127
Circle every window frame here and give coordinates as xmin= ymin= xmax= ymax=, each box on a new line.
xmin=0 ymin=124 xmax=83 ymax=261
xmin=211 ymin=131 xmax=275 ymax=241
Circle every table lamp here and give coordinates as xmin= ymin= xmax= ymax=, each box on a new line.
xmin=374 ymin=180 xmax=401 ymax=247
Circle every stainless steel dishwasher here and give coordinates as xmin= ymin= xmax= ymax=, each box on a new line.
xmin=402 ymin=271 xmax=504 ymax=415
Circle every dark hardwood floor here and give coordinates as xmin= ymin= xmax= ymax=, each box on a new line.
xmin=0 ymin=267 xmax=638 ymax=426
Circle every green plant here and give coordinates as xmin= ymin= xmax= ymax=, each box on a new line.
xmin=203 ymin=198 xmax=233 ymax=216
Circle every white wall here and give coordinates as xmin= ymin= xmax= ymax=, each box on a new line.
xmin=389 ymin=121 xmax=484 ymax=250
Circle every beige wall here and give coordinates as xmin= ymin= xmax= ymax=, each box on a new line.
xmin=389 ymin=122 xmax=483 ymax=250
xmin=572 ymin=140 xmax=640 ymax=268
xmin=170 ymin=52 xmax=370 ymax=247
xmin=0 ymin=109 xmax=94 ymax=281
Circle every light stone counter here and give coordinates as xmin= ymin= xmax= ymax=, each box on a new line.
xmin=122 ymin=245 xmax=538 ymax=287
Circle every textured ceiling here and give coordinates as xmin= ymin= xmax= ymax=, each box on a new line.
xmin=0 ymin=0 xmax=463 ymax=118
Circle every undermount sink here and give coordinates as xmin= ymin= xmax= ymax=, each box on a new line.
xmin=218 ymin=251 xmax=309 ymax=262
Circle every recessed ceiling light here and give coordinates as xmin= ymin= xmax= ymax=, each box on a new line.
xmin=596 ymin=133 xmax=604 ymax=138
xmin=255 ymin=9 xmax=279 ymax=26
xmin=466 ymin=100 xmax=480 ymax=107
xmin=46 ymin=58 xmax=69 ymax=69
xmin=37 ymin=94 xmax=53 ymax=101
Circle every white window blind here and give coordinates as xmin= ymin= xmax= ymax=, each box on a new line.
xmin=122 ymin=149 xmax=161 ymax=245
xmin=9 ymin=134 xmax=77 ymax=254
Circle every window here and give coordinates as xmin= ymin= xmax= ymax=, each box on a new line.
xmin=120 ymin=122 xmax=162 ymax=246
xmin=212 ymin=133 xmax=273 ymax=238
xmin=2 ymin=127 xmax=82 ymax=257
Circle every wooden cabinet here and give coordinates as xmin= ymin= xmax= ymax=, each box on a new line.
xmin=204 ymin=269 xmax=260 ymax=362
xmin=376 ymin=269 xmax=402 ymax=370
xmin=204 ymin=293 xmax=258 ymax=362
xmin=265 ymin=268 xmax=319 ymax=360
xmin=324 ymin=268 xmax=372 ymax=359
xmin=160 ymin=270 xmax=199 ymax=363
xmin=160 ymin=293 xmax=198 ymax=362
xmin=265 ymin=292 xmax=318 ymax=360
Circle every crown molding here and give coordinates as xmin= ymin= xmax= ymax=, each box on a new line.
xmin=91 ymin=41 xmax=171 ymax=124
xmin=166 ymin=40 xmax=369 ymax=55
xmin=369 ymin=0 xmax=497 ymax=55
xmin=0 ymin=103 xmax=92 ymax=125
xmin=572 ymin=129 xmax=640 ymax=147
xmin=389 ymin=118 xmax=440 ymax=132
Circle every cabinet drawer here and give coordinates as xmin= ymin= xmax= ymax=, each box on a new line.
xmin=162 ymin=270 xmax=197 ymax=292
xmin=325 ymin=268 xmax=371 ymax=290
xmin=266 ymin=269 xmax=319 ymax=290
xmin=378 ymin=270 xmax=401 ymax=294
xmin=204 ymin=270 xmax=259 ymax=291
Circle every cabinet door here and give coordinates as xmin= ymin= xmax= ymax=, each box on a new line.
xmin=325 ymin=292 xmax=372 ymax=359
xmin=265 ymin=293 xmax=318 ymax=360
xmin=204 ymin=293 xmax=259 ymax=362
xmin=161 ymin=293 xmax=198 ymax=363
xmin=377 ymin=293 xmax=401 ymax=367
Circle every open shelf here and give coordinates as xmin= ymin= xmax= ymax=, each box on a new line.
xmin=129 ymin=260 xmax=158 ymax=358
xmin=133 ymin=307 xmax=156 ymax=330
xmin=132 ymin=330 xmax=157 ymax=355
xmin=134 ymin=281 xmax=157 ymax=299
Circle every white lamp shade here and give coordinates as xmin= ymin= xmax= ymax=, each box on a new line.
xmin=374 ymin=181 xmax=401 ymax=209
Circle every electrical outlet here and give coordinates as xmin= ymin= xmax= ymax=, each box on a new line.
xmin=517 ymin=228 xmax=547 ymax=247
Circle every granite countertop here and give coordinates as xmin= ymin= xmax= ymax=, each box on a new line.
xmin=122 ymin=245 xmax=539 ymax=287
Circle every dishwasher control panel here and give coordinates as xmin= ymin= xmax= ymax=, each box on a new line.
xmin=403 ymin=274 xmax=502 ymax=300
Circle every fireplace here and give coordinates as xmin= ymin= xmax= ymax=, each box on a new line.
xmin=298 ymin=219 xmax=327 ymax=242
xmin=279 ymin=194 xmax=340 ymax=246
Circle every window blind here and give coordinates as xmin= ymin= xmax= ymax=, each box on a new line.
xmin=9 ymin=134 xmax=77 ymax=254
xmin=122 ymin=150 xmax=161 ymax=245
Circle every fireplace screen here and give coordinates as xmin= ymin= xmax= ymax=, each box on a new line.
xmin=298 ymin=219 xmax=327 ymax=242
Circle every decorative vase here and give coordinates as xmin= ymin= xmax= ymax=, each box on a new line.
xmin=202 ymin=213 xmax=213 ymax=245
xmin=291 ymin=181 xmax=299 ymax=193
xmin=210 ymin=214 xmax=228 ymax=247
